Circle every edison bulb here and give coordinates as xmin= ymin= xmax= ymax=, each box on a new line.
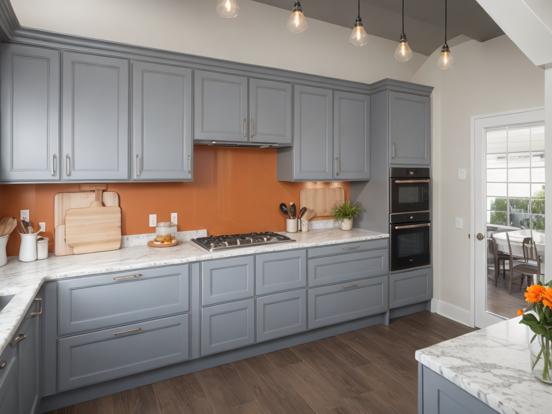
xmin=394 ymin=37 xmax=413 ymax=62
xmin=216 ymin=0 xmax=239 ymax=18
xmin=438 ymin=44 xmax=453 ymax=70
xmin=349 ymin=19 xmax=368 ymax=47
xmin=287 ymin=2 xmax=308 ymax=33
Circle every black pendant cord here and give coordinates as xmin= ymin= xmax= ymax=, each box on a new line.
xmin=444 ymin=0 xmax=448 ymax=46
xmin=401 ymin=0 xmax=405 ymax=36
xmin=358 ymin=0 xmax=361 ymax=19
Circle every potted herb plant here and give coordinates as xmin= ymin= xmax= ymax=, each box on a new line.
xmin=331 ymin=200 xmax=364 ymax=231
xmin=518 ymin=281 xmax=552 ymax=384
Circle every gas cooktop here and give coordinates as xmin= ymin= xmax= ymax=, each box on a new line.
xmin=191 ymin=232 xmax=294 ymax=252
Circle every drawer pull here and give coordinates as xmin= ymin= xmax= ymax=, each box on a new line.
xmin=0 ymin=360 xmax=6 ymax=369
xmin=12 ymin=333 xmax=27 ymax=346
xmin=342 ymin=284 xmax=360 ymax=290
xmin=113 ymin=327 xmax=144 ymax=337
xmin=30 ymin=297 xmax=43 ymax=317
xmin=113 ymin=273 xmax=143 ymax=282
xmin=342 ymin=245 xmax=361 ymax=251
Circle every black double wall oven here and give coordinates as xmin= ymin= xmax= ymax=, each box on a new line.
xmin=390 ymin=168 xmax=431 ymax=271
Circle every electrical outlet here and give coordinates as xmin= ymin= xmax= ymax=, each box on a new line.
xmin=20 ymin=209 xmax=30 ymax=222
xmin=455 ymin=217 xmax=464 ymax=229
xmin=149 ymin=214 xmax=157 ymax=228
xmin=170 ymin=212 xmax=178 ymax=225
xmin=39 ymin=222 xmax=46 ymax=232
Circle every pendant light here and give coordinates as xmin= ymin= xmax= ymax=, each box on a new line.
xmin=394 ymin=0 xmax=413 ymax=62
xmin=437 ymin=0 xmax=453 ymax=70
xmin=349 ymin=0 xmax=368 ymax=47
xmin=287 ymin=1 xmax=308 ymax=34
xmin=216 ymin=0 xmax=239 ymax=18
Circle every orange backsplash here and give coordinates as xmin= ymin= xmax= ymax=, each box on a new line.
xmin=0 ymin=146 xmax=348 ymax=256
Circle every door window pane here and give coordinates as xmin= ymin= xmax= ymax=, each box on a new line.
xmin=532 ymin=152 xmax=545 ymax=167
xmin=509 ymin=183 xmax=530 ymax=197
xmin=531 ymin=183 xmax=545 ymax=197
xmin=488 ymin=211 xmax=507 ymax=225
xmin=487 ymin=154 xmax=507 ymax=168
xmin=531 ymin=198 xmax=545 ymax=215
xmin=487 ymin=129 xmax=507 ymax=153
xmin=487 ymin=183 xmax=507 ymax=197
xmin=487 ymin=169 xmax=507 ymax=182
xmin=508 ymin=168 xmax=530 ymax=182
xmin=508 ymin=127 xmax=531 ymax=152
xmin=508 ymin=152 xmax=530 ymax=168
xmin=531 ymin=214 xmax=545 ymax=231
xmin=531 ymin=126 xmax=545 ymax=151
xmin=487 ymin=197 xmax=507 ymax=211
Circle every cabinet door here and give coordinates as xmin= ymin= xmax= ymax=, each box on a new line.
xmin=132 ymin=61 xmax=193 ymax=180
xmin=0 ymin=44 xmax=60 ymax=182
xmin=256 ymin=289 xmax=306 ymax=342
xmin=194 ymin=70 xmax=248 ymax=142
xmin=18 ymin=313 xmax=40 ymax=414
xmin=255 ymin=249 xmax=306 ymax=295
xmin=249 ymin=79 xmax=292 ymax=145
xmin=334 ymin=91 xmax=370 ymax=180
xmin=389 ymin=91 xmax=430 ymax=166
xmin=201 ymin=256 xmax=254 ymax=306
xmin=389 ymin=268 xmax=432 ymax=309
xmin=201 ymin=299 xmax=255 ymax=356
xmin=292 ymin=85 xmax=333 ymax=180
xmin=62 ymin=52 xmax=129 ymax=180
xmin=0 ymin=347 xmax=18 ymax=414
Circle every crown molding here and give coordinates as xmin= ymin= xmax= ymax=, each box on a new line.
xmin=0 ymin=0 xmax=19 ymax=41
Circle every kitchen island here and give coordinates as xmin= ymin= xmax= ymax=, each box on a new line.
xmin=416 ymin=317 xmax=551 ymax=414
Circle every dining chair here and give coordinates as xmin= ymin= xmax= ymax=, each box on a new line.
xmin=488 ymin=235 xmax=506 ymax=286
xmin=506 ymin=233 xmax=541 ymax=292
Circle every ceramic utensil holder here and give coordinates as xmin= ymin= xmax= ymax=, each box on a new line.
xmin=37 ymin=237 xmax=49 ymax=260
xmin=0 ymin=235 xmax=8 ymax=267
xmin=301 ymin=219 xmax=309 ymax=232
xmin=19 ymin=232 xmax=38 ymax=262
xmin=286 ymin=218 xmax=298 ymax=233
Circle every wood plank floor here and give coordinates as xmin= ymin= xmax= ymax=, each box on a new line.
xmin=48 ymin=312 xmax=473 ymax=414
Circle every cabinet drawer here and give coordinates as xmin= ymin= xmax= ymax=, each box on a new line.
xmin=202 ymin=256 xmax=254 ymax=305
xmin=201 ymin=299 xmax=254 ymax=356
xmin=308 ymin=276 xmax=387 ymax=329
xmin=256 ymin=250 xmax=306 ymax=295
xmin=308 ymin=248 xmax=388 ymax=287
xmin=308 ymin=239 xmax=388 ymax=258
xmin=58 ymin=314 xmax=189 ymax=391
xmin=256 ymin=289 xmax=306 ymax=343
xmin=58 ymin=264 xmax=189 ymax=335
xmin=390 ymin=268 xmax=432 ymax=309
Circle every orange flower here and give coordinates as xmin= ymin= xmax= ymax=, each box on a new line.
xmin=517 ymin=308 xmax=524 ymax=316
xmin=525 ymin=284 xmax=546 ymax=303
xmin=543 ymin=288 xmax=552 ymax=310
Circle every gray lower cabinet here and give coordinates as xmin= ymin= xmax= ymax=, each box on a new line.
xmin=58 ymin=314 xmax=189 ymax=391
xmin=255 ymin=249 xmax=306 ymax=295
xmin=18 ymin=312 xmax=40 ymax=414
xmin=201 ymin=299 xmax=255 ymax=356
xmin=333 ymin=91 xmax=370 ymax=180
xmin=58 ymin=265 xmax=190 ymax=335
xmin=0 ymin=44 xmax=60 ymax=182
xmin=256 ymin=289 xmax=306 ymax=342
xmin=420 ymin=366 xmax=498 ymax=414
xmin=389 ymin=91 xmax=430 ymax=166
xmin=62 ymin=52 xmax=129 ymax=180
xmin=201 ymin=256 xmax=254 ymax=305
xmin=194 ymin=70 xmax=248 ymax=143
xmin=132 ymin=61 xmax=193 ymax=180
xmin=308 ymin=276 xmax=388 ymax=329
xmin=390 ymin=268 xmax=432 ymax=309
xmin=278 ymin=85 xmax=333 ymax=181
xmin=249 ymin=78 xmax=292 ymax=145
xmin=0 ymin=345 xmax=18 ymax=414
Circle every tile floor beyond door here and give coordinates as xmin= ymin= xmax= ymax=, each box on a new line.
xmin=48 ymin=312 xmax=473 ymax=414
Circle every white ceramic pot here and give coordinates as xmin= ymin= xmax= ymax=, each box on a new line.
xmin=0 ymin=235 xmax=8 ymax=267
xmin=19 ymin=232 xmax=37 ymax=262
xmin=286 ymin=218 xmax=298 ymax=233
xmin=340 ymin=218 xmax=353 ymax=231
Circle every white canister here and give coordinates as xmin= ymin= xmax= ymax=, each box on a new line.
xmin=19 ymin=233 xmax=38 ymax=262
xmin=37 ymin=237 xmax=49 ymax=260
xmin=301 ymin=219 xmax=309 ymax=233
xmin=286 ymin=218 xmax=298 ymax=233
xmin=0 ymin=235 xmax=8 ymax=267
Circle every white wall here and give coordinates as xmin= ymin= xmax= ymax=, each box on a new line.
xmin=412 ymin=35 xmax=545 ymax=324
xmin=10 ymin=0 xmax=425 ymax=84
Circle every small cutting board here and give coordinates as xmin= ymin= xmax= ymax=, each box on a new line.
xmin=64 ymin=189 xmax=122 ymax=255
xmin=300 ymin=186 xmax=344 ymax=218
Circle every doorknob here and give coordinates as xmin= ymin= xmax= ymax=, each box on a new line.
xmin=476 ymin=233 xmax=485 ymax=241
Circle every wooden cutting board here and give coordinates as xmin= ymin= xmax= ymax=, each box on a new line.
xmin=56 ymin=190 xmax=121 ymax=255
xmin=300 ymin=186 xmax=344 ymax=218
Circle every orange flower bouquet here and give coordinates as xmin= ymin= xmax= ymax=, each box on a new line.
xmin=518 ymin=282 xmax=552 ymax=384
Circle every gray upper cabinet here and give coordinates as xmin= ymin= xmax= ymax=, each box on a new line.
xmin=249 ymin=78 xmax=292 ymax=145
xmin=334 ymin=91 xmax=370 ymax=180
xmin=62 ymin=52 xmax=129 ymax=180
xmin=0 ymin=44 xmax=60 ymax=182
xmin=389 ymin=91 xmax=430 ymax=166
xmin=132 ymin=61 xmax=193 ymax=180
xmin=194 ymin=70 xmax=248 ymax=143
xmin=278 ymin=85 xmax=333 ymax=181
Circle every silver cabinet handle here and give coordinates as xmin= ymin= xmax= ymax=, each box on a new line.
xmin=391 ymin=143 xmax=397 ymax=159
xmin=394 ymin=223 xmax=431 ymax=230
xmin=250 ymin=118 xmax=256 ymax=138
xmin=393 ymin=179 xmax=431 ymax=184
xmin=242 ymin=118 xmax=248 ymax=138
xmin=342 ymin=245 xmax=361 ymax=251
xmin=0 ymin=361 xmax=6 ymax=369
xmin=113 ymin=327 xmax=143 ymax=337
xmin=12 ymin=333 xmax=27 ymax=346
xmin=30 ymin=297 xmax=43 ymax=317
xmin=342 ymin=284 xmax=360 ymax=291
xmin=113 ymin=273 xmax=143 ymax=282
xmin=335 ymin=156 xmax=340 ymax=176
xmin=52 ymin=154 xmax=57 ymax=176
xmin=65 ymin=154 xmax=71 ymax=176
xmin=187 ymin=153 xmax=192 ymax=174
xmin=135 ymin=154 xmax=141 ymax=177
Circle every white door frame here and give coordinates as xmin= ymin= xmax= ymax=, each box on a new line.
xmin=471 ymin=107 xmax=545 ymax=328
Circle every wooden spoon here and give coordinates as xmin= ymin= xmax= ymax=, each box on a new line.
xmin=0 ymin=217 xmax=17 ymax=237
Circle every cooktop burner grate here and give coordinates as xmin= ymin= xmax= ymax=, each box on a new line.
xmin=192 ymin=232 xmax=294 ymax=252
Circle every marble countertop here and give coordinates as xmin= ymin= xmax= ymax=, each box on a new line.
xmin=416 ymin=317 xmax=551 ymax=414
xmin=0 ymin=228 xmax=387 ymax=356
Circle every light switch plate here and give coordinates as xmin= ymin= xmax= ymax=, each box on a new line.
xmin=458 ymin=168 xmax=467 ymax=180
xmin=170 ymin=212 xmax=178 ymax=225
xmin=149 ymin=214 xmax=157 ymax=228
xmin=20 ymin=209 xmax=30 ymax=222
xmin=455 ymin=217 xmax=464 ymax=229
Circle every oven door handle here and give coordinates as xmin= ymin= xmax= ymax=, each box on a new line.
xmin=393 ymin=179 xmax=431 ymax=184
xmin=393 ymin=223 xmax=431 ymax=230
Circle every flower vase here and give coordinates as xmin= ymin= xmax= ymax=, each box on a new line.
xmin=530 ymin=334 xmax=552 ymax=384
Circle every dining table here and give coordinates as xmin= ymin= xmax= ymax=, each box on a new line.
xmin=492 ymin=229 xmax=545 ymax=259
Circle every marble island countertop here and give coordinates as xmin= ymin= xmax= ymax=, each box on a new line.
xmin=416 ymin=317 xmax=552 ymax=414
xmin=0 ymin=228 xmax=387 ymax=356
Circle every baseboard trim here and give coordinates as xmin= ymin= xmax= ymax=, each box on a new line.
xmin=431 ymin=299 xmax=473 ymax=327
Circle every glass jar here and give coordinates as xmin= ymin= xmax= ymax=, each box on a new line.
xmin=530 ymin=333 xmax=552 ymax=384
xmin=154 ymin=222 xmax=176 ymax=245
